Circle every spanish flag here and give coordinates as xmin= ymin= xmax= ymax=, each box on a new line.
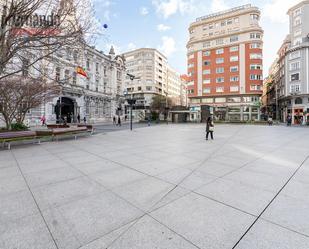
xmin=77 ymin=66 xmax=88 ymax=78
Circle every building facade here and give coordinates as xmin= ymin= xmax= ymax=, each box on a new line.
xmin=268 ymin=1 xmax=309 ymax=124
xmin=187 ymin=4 xmax=263 ymax=121
xmin=122 ymin=48 xmax=185 ymax=119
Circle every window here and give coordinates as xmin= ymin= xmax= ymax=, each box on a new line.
xmin=294 ymin=16 xmax=301 ymax=26
xmin=290 ymin=73 xmax=300 ymax=81
xmin=188 ymin=89 xmax=194 ymax=94
xmin=290 ymin=84 xmax=301 ymax=93
xmin=250 ymin=53 xmax=262 ymax=59
xmin=55 ymin=67 xmax=61 ymax=82
xmin=227 ymin=19 xmax=232 ymax=25
xmin=250 ymin=74 xmax=262 ymax=80
xmin=189 ymin=29 xmax=194 ymax=34
xmin=21 ymin=58 xmax=29 ymax=76
xmin=250 ymin=14 xmax=259 ymax=20
xmin=230 ymin=86 xmax=239 ymax=92
xmin=293 ymin=38 xmax=302 ymax=46
xmin=86 ymin=59 xmax=90 ymax=70
xmin=138 ymin=87 xmax=142 ymax=91
xmin=221 ymin=20 xmax=226 ymax=26
xmin=146 ymin=86 xmax=152 ymax=91
xmin=209 ymin=24 xmax=214 ymax=29
xmin=72 ymin=72 xmax=77 ymax=85
xmin=250 ymin=43 xmax=262 ymax=49
xmin=230 ymin=56 xmax=239 ymax=62
xmin=188 ymin=63 xmax=194 ymax=68
xmin=290 ymin=61 xmax=300 ymax=71
xmin=289 ymin=51 xmax=301 ymax=59
xmin=216 ymin=77 xmax=224 ymax=83
xmin=216 ymin=48 xmax=224 ymax=54
xmin=230 ymin=35 xmax=238 ymax=42
xmin=227 ymin=97 xmax=241 ymax=102
xmin=203 ymin=88 xmax=211 ymax=94
xmin=203 ymin=69 xmax=211 ymax=75
xmin=96 ymin=63 xmax=99 ymax=73
xmin=230 ymin=46 xmax=239 ymax=52
xmin=250 ymin=85 xmax=261 ymax=90
xmin=234 ymin=17 xmax=239 ymax=23
xmin=216 ymin=67 xmax=224 ymax=73
xmin=230 ymin=66 xmax=238 ymax=72
xmin=216 ymin=87 xmax=224 ymax=93
xmin=294 ymin=29 xmax=302 ymax=37
xmin=204 ymin=60 xmax=211 ymax=66
xmin=230 ymin=76 xmax=239 ymax=82
xmin=250 ymin=64 xmax=262 ymax=70
xmin=203 ymin=79 xmax=210 ymax=84
xmin=295 ymin=97 xmax=303 ymax=104
xmin=203 ymin=42 xmax=211 ymax=48
xmin=64 ymin=69 xmax=70 ymax=81
xmin=216 ymin=58 xmax=224 ymax=64
xmin=203 ymin=51 xmax=211 ymax=56
xmin=216 ymin=39 xmax=224 ymax=45
xmin=250 ymin=33 xmax=261 ymax=39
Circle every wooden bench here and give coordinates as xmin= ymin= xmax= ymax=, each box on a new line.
xmin=47 ymin=124 xmax=70 ymax=129
xmin=77 ymin=124 xmax=95 ymax=134
xmin=37 ymin=127 xmax=88 ymax=141
xmin=0 ymin=131 xmax=37 ymax=150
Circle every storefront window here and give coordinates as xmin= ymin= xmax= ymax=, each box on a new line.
xmin=227 ymin=97 xmax=241 ymax=103
xmin=229 ymin=107 xmax=241 ymax=113
xmin=243 ymin=106 xmax=250 ymax=112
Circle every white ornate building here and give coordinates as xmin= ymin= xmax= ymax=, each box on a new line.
xmin=28 ymin=45 xmax=126 ymax=124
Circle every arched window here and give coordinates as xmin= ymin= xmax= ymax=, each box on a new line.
xmin=295 ymin=97 xmax=302 ymax=105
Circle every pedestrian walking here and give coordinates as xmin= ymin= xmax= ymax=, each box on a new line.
xmin=268 ymin=116 xmax=273 ymax=126
xmin=206 ymin=116 xmax=214 ymax=140
xmin=148 ymin=116 xmax=151 ymax=126
xmin=40 ymin=115 xmax=46 ymax=126
xmin=113 ymin=116 xmax=116 ymax=125
xmin=118 ymin=116 xmax=121 ymax=126
xmin=77 ymin=114 xmax=80 ymax=123
xmin=287 ymin=114 xmax=292 ymax=126
xmin=83 ymin=116 xmax=86 ymax=124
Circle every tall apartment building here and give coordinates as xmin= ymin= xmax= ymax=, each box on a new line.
xmin=187 ymin=4 xmax=263 ymax=121
xmin=123 ymin=48 xmax=185 ymax=112
xmin=278 ymin=1 xmax=309 ymax=124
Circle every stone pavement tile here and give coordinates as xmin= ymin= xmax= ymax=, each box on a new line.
xmin=89 ymin=166 xmax=147 ymax=189
xmin=209 ymin=155 xmax=252 ymax=168
xmin=108 ymin=215 xmax=199 ymax=249
xmin=12 ymin=147 xmax=53 ymax=159
xmin=129 ymin=160 xmax=181 ymax=176
xmin=280 ymin=179 xmax=309 ymax=201
xmin=0 ymin=166 xmax=21 ymax=179
xmin=43 ymin=191 xmax=144 ymax=248
xmin=224 ymin=169 xmax=288 ymax=192
xmin=197 ymin=161 xmax=237 ymax=177
xmin=0 ymin=175 xmax=27 ymax=197
xmin=156 ymin=168 xmax=193 ymax=185
xmin=79 ymin=221 xmax=136 ymax=249
xmin=0 ymin=214 xmax=57 ymax=249
xmin=111 ymin=154 xmax=152 ymax=166
xmin=0 ymin=153 xmax=17 ymax=168
xmin=151 ymin=192 xmax=255 ymax=249
xmin=293 ymin=168 xmax=309 ymax=184
xmin=55 ymin=150 xmax=97 ymax=159
xmin=62 ymin=154 xmax=102 ymax=165
xmin=113 ymin=176 xmax=175 ymax=212
xmin=178 ymin=170 xmax=218 ymax=190
xmin=15 ymin=154 xmax=59 ymax=165
xmin=235 ymin=220 xmax=309 ymax=249
xmin=0 ymin=190 xmax=38 ymax=223
xmin=262 ymin=193 xmax=309 ymax=236
xmin=195 ymin=178 xmax=275 ymax=215
xmin=32 ymin=176 xmax=105 ymax=210
xmin=19 ymin=159 xmax=68 ymax=174
xmin=73 ymin=159 xmax=121 ymax=175
xmin=24 ymin=166 xmax=83 ymax=188
xmin=162 ymin=155 xmax=201 ymax=167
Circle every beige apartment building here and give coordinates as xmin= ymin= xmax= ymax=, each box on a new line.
xmin=187 ymin=4 xmax=264 ymax=121
xmin=123 ymin=48 xmax=185 ymax=115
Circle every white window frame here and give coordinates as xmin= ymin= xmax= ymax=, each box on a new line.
xmin=216 ymin=48 xmax=224 ymax=54
xmin=230 ymin=56 xmax=239 ymax=62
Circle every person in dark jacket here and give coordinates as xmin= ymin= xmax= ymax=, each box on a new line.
xmin=206 ymin=116 xmax=214 ymax=140
xmin=118 ymin=116 xmax=121 ymax=126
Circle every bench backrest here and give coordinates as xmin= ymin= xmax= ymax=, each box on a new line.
xmin=0 ymin=131 xmax=36 ymax=139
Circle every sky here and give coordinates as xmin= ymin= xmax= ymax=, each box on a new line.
xmin=93 ymin=0 xmax=301 ymax=76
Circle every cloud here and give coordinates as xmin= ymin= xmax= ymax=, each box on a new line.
xmin=263 ymin=0 xmax=300 ymax=23
xmin=140 ymin=7 xmax=149 ymax=16
xmin=127 ymin=42 xmax=137 ymax=51
xmin=152 ymin=0 xmax=195 ymax=19
xmin=158 ymin=36 xmax=176 ymax=57
xmin=157 ymin=24 xmax=171 ymax=31
xmin=210 ymin=0 xmax=229 ymax=13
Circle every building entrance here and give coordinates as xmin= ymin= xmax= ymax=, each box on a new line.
xmin=55 ymin=97 xmax=75 ymax=123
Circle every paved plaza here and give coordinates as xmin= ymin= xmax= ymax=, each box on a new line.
xmin=0 ymin=124 xmax=309 ymax=249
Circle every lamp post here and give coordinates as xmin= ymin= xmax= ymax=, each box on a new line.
xmin=126 ymin=73 xmax=138 ymax=131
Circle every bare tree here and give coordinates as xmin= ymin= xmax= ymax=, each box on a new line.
xmin=0 ymin=0 xmax=100 ymax=79
xmin=0 ymin=76 xmax=60 ymax=129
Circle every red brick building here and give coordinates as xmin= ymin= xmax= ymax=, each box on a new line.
xmin=187 ymin=5 xmax=263 ymax=121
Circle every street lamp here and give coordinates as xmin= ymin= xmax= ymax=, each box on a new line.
xmin=125 ymin=73 xmax=138 ymax=131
